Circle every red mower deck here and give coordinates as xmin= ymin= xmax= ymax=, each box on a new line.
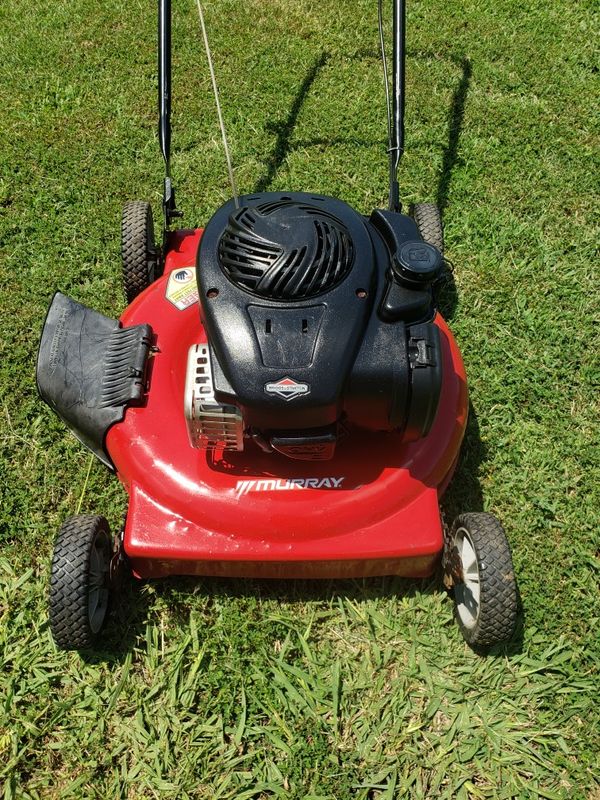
xmin=107 ymin=229 xmax=469 ymax=580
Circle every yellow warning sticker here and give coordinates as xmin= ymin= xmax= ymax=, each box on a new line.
xmin=165 ymin=267 xmax=198 ymax=310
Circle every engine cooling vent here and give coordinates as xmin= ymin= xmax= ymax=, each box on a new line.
xmin=218 ymin=200 xmax=354 ymax=301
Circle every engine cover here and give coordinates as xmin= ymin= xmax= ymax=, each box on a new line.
xmin=196 ymin=191 xmax=443 ymax=460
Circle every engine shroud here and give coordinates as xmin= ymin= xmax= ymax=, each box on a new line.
xmin=197 ymin=192 xmax=443 ymax=460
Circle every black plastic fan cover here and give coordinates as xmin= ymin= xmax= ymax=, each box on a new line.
xmin=218 ymin=200 xmax=355 ymax=301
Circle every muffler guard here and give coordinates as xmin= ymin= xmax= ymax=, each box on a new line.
xmin=36 ymin=292 xmax=152 ymax=468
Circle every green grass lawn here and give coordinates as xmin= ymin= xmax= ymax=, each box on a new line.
xmin=1 ymin=0 xmax=598 ymax=797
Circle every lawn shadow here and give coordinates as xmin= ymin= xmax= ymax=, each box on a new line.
xmin=430 ymin=56 xmax=472 ymax=322
xmin=78 ymin=578 xmax=154 ymax=665
xmin=254 ymin=51 xmax=329 ymax=193
xmin=441 ymin=401 xmax=485 ymax=520
xmin=251 ymin=50 xmax=472 ymax=218
xmin=79 ymin=570 xmax=447 ymax=664
xmin=436 ymin=56 xmax=472 ymax=215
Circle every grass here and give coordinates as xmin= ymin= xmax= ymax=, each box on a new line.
xmin=0 ymin=0 xmax=598 ymax=797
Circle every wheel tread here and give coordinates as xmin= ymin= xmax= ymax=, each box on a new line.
xmin=121 ymin=201 xmax=158 ymax=304
xmin=451 ymin=512 xmax=518 ymax=649
xmin=411 ymin=202 xmax=444 ymax=253
xmin=49 ymin=515 xmax=111 ymax=651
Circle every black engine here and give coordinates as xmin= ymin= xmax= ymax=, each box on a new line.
xmin=194 ymin=191 xmax=444 ymax=461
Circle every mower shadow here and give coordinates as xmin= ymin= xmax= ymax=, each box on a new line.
xmin=88 ymin=569 xmax=523 ymax=663
xmin=440 ymin=404 xmax=525 ymax=657
xmin=431 ymin=55 xmax=472 ymax=323
xmin=441 ymin=400 xmax=485 ymax=519
xmin=84 ymin=571 xmax=446 ymax=665
xmin=252 ymin=50 xmax=472 ymax=214
xmin=254 ymin=51 xmax=330 ymax=193
xmin=435 ymin=264 xmax=459 ymax=322
xmin=436 ymin=56 xmax=472 ymax=216
xmin=251 ymin=50 xmax=471 ymax=327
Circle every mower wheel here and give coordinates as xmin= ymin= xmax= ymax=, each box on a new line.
xmin=49 ymin=515 xmax=113 ymax=651
xmin=446 ymin=513 xmax=517 ymax=650
xmin=411 ymin=203 xmax=444 ymax=253
xmin=121 ymin=201 xmax=160 ymax=304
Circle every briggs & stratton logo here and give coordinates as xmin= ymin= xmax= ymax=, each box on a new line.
xmin=236 ymin=476 xmax=345 ymax=496
xmin=264 ymin=376 xmax=310 ymax=401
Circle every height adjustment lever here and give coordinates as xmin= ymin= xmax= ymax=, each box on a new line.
xmin=163 ymin=177 xmax=182 ymax=227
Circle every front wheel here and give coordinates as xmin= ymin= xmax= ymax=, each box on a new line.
xmin=49 ymin=515 xmax=113 ymax=651
xmin=444 ymin=512 xmax=518 ymax=649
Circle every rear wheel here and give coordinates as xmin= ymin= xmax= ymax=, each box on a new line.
xmin=445 ymin=513 xmax=517 ymax=649
xmin=49 ymin=515 xmax=113 ymax=651
xmin=411 ymin=202 xmax=444 ymax=253
xmin=121 ymin=201 xmax=160 ymax=304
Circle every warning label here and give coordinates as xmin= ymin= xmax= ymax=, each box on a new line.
xmin=165 ymin=267 xmax=198 ymax=310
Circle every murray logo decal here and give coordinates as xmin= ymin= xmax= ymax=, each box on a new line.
xmin=236 ymin=477 xmax=345 ymax=496
xmin=264 ymin=376 xmax=310 ymax=401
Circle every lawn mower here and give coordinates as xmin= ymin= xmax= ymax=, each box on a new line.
xmin=37 ymin=0 xmax=518 ymax=652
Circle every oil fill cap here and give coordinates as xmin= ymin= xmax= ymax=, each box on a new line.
xmin=393 ymin=240 xmax=443 ymax=285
